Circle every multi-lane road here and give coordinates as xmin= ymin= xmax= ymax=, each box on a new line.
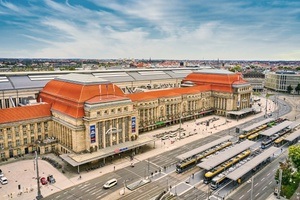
xmin=44 ymin=96 xmax=293 ymax=200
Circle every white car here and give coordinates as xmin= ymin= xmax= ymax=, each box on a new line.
xmin=0 ymin=176 xmax=8 ymax=185
xmin=103 ymin=178 xmax=117 ymax=189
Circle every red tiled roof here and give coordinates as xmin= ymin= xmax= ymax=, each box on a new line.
xmin=183 ymin=72 xmax=248 ymax=92
xmin=126 ymin=85 xmax=211 ymax=102
xmin=39 ymin=80 xmax=125 ymax=118
xmin=86 ymin=95 xmax=130 ymax=104
xmin=0 ymin=104 xmax=51 ymax=124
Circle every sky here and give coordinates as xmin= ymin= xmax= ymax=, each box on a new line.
xmin=0 ymin=0 xmax=299 ymax=60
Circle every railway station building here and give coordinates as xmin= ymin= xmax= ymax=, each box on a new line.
xmin=0 ymin=69 xmax=252 ymax=167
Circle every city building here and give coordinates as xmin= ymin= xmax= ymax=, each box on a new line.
xmin=265 ymin=71 xmax=300 ymax=92
xmin=0 ymin=69 xmax=252 ymax=169
xmin=243 ymin=71 xmax=265 ymax=92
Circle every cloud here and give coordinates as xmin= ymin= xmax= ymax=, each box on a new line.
xmin=0 ymin=0 xmax=299 ymax=60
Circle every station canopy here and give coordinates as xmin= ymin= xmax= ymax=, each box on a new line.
xmin=197 ymin=140 xmax=255 ymax=170
xmin=285 ymin=129 xmax=300 ymax=142
xmin=176 ymin=136 xmax=233 ymax=160
xmin=226 ymin=146 xmax=278 ymax=181
xmin=226 ymin=108 xmax=254 ymax=116
xmin=242 ymin=118 xmax=274 ymax=133
xmin=288 ymin=121 xmax=300 ymax=130
xmin=260 ymin=121 xmax=293 ymax=137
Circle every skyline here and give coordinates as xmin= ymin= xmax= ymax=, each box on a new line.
xmin=0 ymin=0 xmax=300 ymax=60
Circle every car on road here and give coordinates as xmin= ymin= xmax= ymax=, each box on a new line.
xmin=0 ymin=176 xmax=8 ymax=185
xmin=103 ymin=178 xmax=118 ymax=189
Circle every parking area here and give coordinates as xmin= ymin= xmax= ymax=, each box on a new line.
xmin=0 ymin=160 xmax=73 ymax=200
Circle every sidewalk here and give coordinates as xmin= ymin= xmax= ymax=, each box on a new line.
xmin=0 ymin=98 xmax=279 ymax=200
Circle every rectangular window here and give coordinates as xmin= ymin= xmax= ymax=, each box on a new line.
xmin=38 ymin=135 xmax=42 ymax=141
xmin=15 ymin=126 xmax=19 ymax=137
xmin=31 ymin=137 xmax=34 ymax=143
xmin=44 ymin=122 xmax=48 ymax=131
xmin=24 ymin=138 xmax=28 ymax=145
xmin=0 ymin=143 xmax=4 ymax=149
xmin=0 ymin=152 xmax=5 ymax=159
xmin=22 ymin=125 xmax=27 ymax=131
xmin=16 ymin=139 xmax=20 ymax=146
xmin=8 ymin=141 xmax=12 ymax=148
xmin=45 ymin=147 xmax=49 ymax=153
xmin=7 ymin=128 xmax=11 ymax=133
xmin=31 ymin=130 xmax=34 ymax=135
xmin=30 ymin=124 xmax=34 ymax=130
xmin=7 ymin=134 xmax=12 ymax=139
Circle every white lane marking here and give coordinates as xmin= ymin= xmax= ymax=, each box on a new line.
xmin=273 ymin=169 xmax=276 ymax=172
xmin=71 ymin=188 xmax=75 ymax=191
xmin=255 ymin=193 xmax=260 ymax=197
xmin=239 ymin=195 xmax=244 ymax=199
xmin=255 ymin=183 xmax=258 ymax=187
xmin=263 ymin=186 xmax=267 ymax=191
xmin=96 ymin=192 xmax=107 ymax=199
xmin=56 ymin=195 xmax=61 ymax=199
xmin=261 ymin=177 xmax=265 ymax=181
xmin=267 ymin=173 xmax=270 ymax=176
xmin=269 ymin=181 xmax=272 ymax=185
xmin=247 ymin=189 xmax=251 ymax=193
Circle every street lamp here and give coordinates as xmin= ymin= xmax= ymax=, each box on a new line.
xmin=35 ymin=151 xmax=43 ymax=200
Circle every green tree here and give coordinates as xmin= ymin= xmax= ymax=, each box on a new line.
xmin=287 ymin=85 xmax=293 ymax=94
xmin=289 ymin=145 xmax=300 ymax=171
xmin=275 ymin=159 xmax=293 ymax=185
xmin=295 ymin=83 xmax=300 ymax=95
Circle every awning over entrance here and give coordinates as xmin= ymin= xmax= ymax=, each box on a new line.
xmin=226 ymin=108 xmax=254 ymax=116
xmin=60 ymin=136 xmax=155 ymax=167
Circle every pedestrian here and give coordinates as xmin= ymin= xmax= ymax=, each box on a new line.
xmin=79 ymin=175 xmax=81 ymax=180
xmin=114 ymin=166 xmax=115 ymax=171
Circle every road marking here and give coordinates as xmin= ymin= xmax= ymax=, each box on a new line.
xmin=273 ymin=169 xmax=276 ymax=172
xmin=56 ymin=195 xmax=61 ymax=199
xmin=263 ymin=186 xmax=267 ymax=191
xmin=255 ymin=193 xmax=260 ymax=197
xmin=254 ymin=183 xmax=258 ymax=187
xmin=269 ymin=181 xmax=272 ymax=185
xmin=86 ymin=186 xmax=96 ymax=192
xmin=267 ymin=173 xmax=270 ymax=176
xmin=96 ymin=192 xmax=107 ymax=199
xmin=247 ymin=189 xmax=251 ymax=193
xmin=239 ymin=195 xmax=244 ymax=199
xmin=261 ymin=177 xmax=265 ymax=181
xmin=71 ymin=188 xmax=75 ymax=191
xmin=63 ymin=191 xmax=68 ymax=195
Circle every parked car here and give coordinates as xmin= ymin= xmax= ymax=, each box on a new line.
xmin=103 ymin=178 xmax=117 ymax=189
xmin=47 ymin=175 xmax=56 ymax=184
xmin=0 ymin=176 xmax=8 ymax=185
xmin=40 ymin=177 xmax=48 ymax=185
